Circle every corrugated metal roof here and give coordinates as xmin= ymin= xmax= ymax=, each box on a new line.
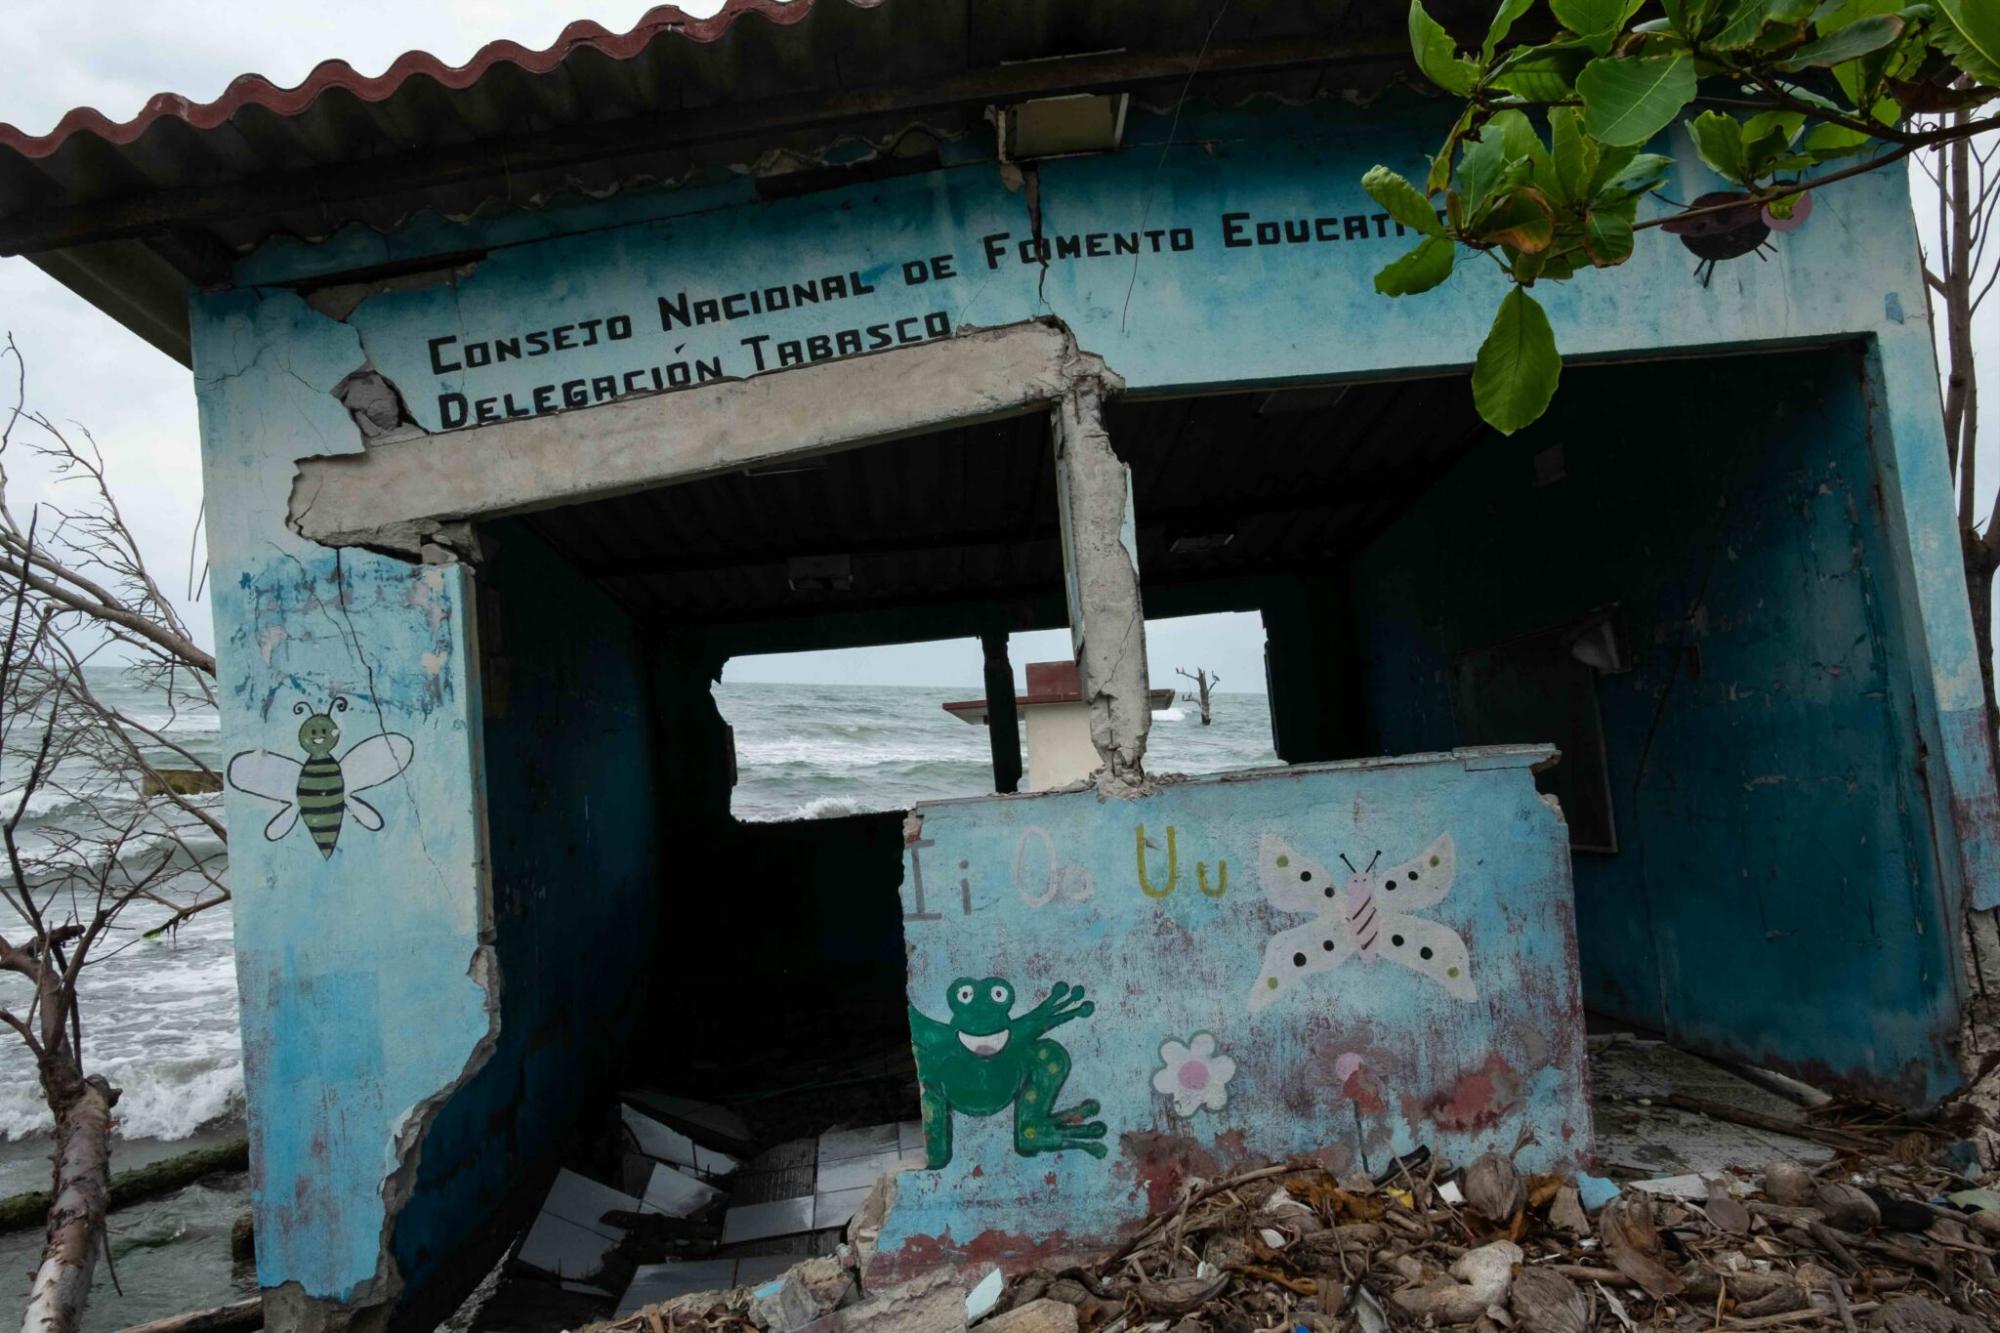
xmin=519 ymin=375 xmax=1487 ymax=651
xmin=0 ymin=0 xmax=1496 ymax=363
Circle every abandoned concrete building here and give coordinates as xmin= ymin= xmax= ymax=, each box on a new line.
xmin=2 ymin=0 xmax=1995 ymax=1326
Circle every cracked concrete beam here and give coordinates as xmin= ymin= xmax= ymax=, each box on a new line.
xmin=290 ymin=319 xmax=1097 ymax=555
xmin=1052 ymin=364 xmax=1149 ymax=788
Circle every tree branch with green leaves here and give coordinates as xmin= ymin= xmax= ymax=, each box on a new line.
xmin=1369 ymin=0 xmax=2000 ymax=433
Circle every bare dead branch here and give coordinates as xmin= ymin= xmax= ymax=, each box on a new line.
xmin=0 ymin=335 xmax=225 ymax=1330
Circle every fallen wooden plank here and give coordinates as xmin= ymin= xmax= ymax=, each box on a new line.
xmin=1661 ymin=1094 xmax=1875 ymax=1153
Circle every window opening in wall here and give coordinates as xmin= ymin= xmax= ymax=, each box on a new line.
xmin=717 ymin=640 xmax=1004 ymax=822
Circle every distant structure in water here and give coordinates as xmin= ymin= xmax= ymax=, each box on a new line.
xmin=944 ymin=661 xmax=1172 ymax=791
xmin=1176 ymin=666 xmax=1219 ymax=725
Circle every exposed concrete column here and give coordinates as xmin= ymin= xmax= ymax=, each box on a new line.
xmin=1052 ymin=370 xmax=1150 ymax=787
xmin=980 ymin=629 xmax=1022 ymax=794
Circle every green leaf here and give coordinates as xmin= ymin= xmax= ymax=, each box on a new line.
xmin=1801 ymin=121 xmax=1877 ymax=158
xmin=1451 ymin=110 xmax=1541 ymax=225
xmin=1552 ymin=0 xmax=1647 ymax=51
xmin=1740 ymin=110 xmax=1807 ymax=145
xmin=1777 ymin=12 xmax=1905 ymax=65
xmin=1592 ymin=151 xmax=1675 ymax=203
xmin=1661 ymin=0 xmax=1719 ymax=37
xmin=1411 ymin=0 xmax=1480 ymax=95
xmin=1473 ymin=288 xmax=1564 ymax=434
xmin=1427 ymin=106 xmax=1480 ymax=196
xmin=1936 ymin=1 xmax=2000 ymax=82
xmin=1374 ymin=235 xmax=1459 ymax=295
xmin=1541 ymin=251 xmax=1581 ymax=280
xmin=1583 ymin=207 xmax=1637 ymax=263
xmin=1474 ymin=187 xmax=1559 ymax=251
xmin=1363 ymin=166 xmax=1446 ymax=237
xmin=1710 ymin=0 xmax=1816 ymax=49
xmin=1488 ymin=40 xmax=1595 ymax=101
xmin=1690 ymin=111 xmax=1748 ymax=182
xmin=1484 ymin=0 xmax=1539 ymax=59
xmin=1550 ymin=106 xmax=1600 ymax=202
xmin=1763 ymin=78 xmax=1852 ymax=112
xmin=1811 ymin=0 xmax=1906 ymax=24
xmin=1577 ymin=52 xmax=1698 ymax=145
xmin=1495 ymin=108 xmax=1556 ymax=178
xmin=1937 ymin=0 xmax=2000 ymax=69
xmin=1742 ymin=110 xmax=1808 ymax=175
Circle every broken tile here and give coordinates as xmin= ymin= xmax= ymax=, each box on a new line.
xmin=615 ymin=1259 xmax=741 ymax=1317
xmin=819 ymin=1123 xmax=900 ymax=1163
xmin=722 ymin=1196 xmax=816 ymax=1245
xmin=761 ymin=1138 xmax=822 ymax=1169
xmin=623 ymin=1104 xmax=740 ymax=1177
xmin=816 ymin=1148 xmax=908 ymax=1194
xmin=643 ymin=1160 xmax=725 ymax=1218
xmin=965 ymin=1268 xmax=1004 ymax=1322
xmin=1628 ymin=1173 xmax=1726 ymax=1201
xmin=734 ymin=1138 xmax=820 ymax=1206
xmin=813 ymin=1184 xmax=875 ymax=1230
xmin=519 ymin=1211 xmax=618 ymax=1280
xmin=543 ymin=1167 xmax=643 ymax=1237
xmin=620 ymin=1150 xmax=662 ymax=1197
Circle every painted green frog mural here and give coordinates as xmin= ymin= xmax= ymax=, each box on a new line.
xmin=908 ymin=977 xmax=1107 ymax=1167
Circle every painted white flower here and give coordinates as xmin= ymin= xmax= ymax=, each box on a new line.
xmin=1152 ymin=1032 xmax=1236 ymax=1117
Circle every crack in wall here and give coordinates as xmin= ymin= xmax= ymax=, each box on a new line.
xmin=260 ymin=316 xmax=1152 ymax=1322
xmin=1049 ymin=355 xmax=1150 ymax=790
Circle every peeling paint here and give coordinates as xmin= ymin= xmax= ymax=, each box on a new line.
xmin=877 ymin=750 xmax=1587 ymax=1277
xmin=187 ymin=94 xmax=1999 ymax=1318
xmin=286 ymin=318 xmax=1103 ymax=555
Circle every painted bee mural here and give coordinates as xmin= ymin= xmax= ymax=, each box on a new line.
xmin=226 ymin=698 xmax=415 ymax=859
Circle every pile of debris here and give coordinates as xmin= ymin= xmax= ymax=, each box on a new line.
xmin=581 ymin=1109 xmax=2000 ymax=1333
xmin=485 ymin=1081 xmax=925 ymax=1325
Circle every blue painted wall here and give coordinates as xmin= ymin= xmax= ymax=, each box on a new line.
xmin=191 ymin=95 xmax=1995 ymax=1305
xmin=193 ymin=292 xmax=493 ymax=1303
xmin=388 ymin=520 xmax=661 ymax=1304
xmin=876 ymin=751 xmax=1588 ymax=1278
xmin=1340 ymin=348 xmax=1960 ymax=1102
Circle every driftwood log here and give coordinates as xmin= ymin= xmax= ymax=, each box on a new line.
xmin=112 ymin=1296 xmax=261 ymax=1333
xmin=0 ymin=1136 xmax=248 ymax=1234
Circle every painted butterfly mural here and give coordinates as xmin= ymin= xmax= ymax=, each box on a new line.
xmin=1247 ymin=832 xmax=1475 ymax=1012
xmin=226 ymin=697 xmax=415 ymax=859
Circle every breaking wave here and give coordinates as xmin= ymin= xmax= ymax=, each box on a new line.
xmin=0 ymin=670 xmax=241 ymax=1146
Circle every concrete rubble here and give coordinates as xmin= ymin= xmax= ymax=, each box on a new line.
xmin=578 ymin=1088 xmax=2000 ymax=1333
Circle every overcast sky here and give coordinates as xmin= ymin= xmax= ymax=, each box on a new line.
xmin=0 ymin=1 xmax=1993 ymax=693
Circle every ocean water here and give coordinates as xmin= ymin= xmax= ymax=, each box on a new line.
xmin=0 ymin=673 xmax=1274 ymax=1325
xmin=0 ymin=671 xmax=235 ymax=1169
xmin=718 ymin=682 xmax=1276 ymax=821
